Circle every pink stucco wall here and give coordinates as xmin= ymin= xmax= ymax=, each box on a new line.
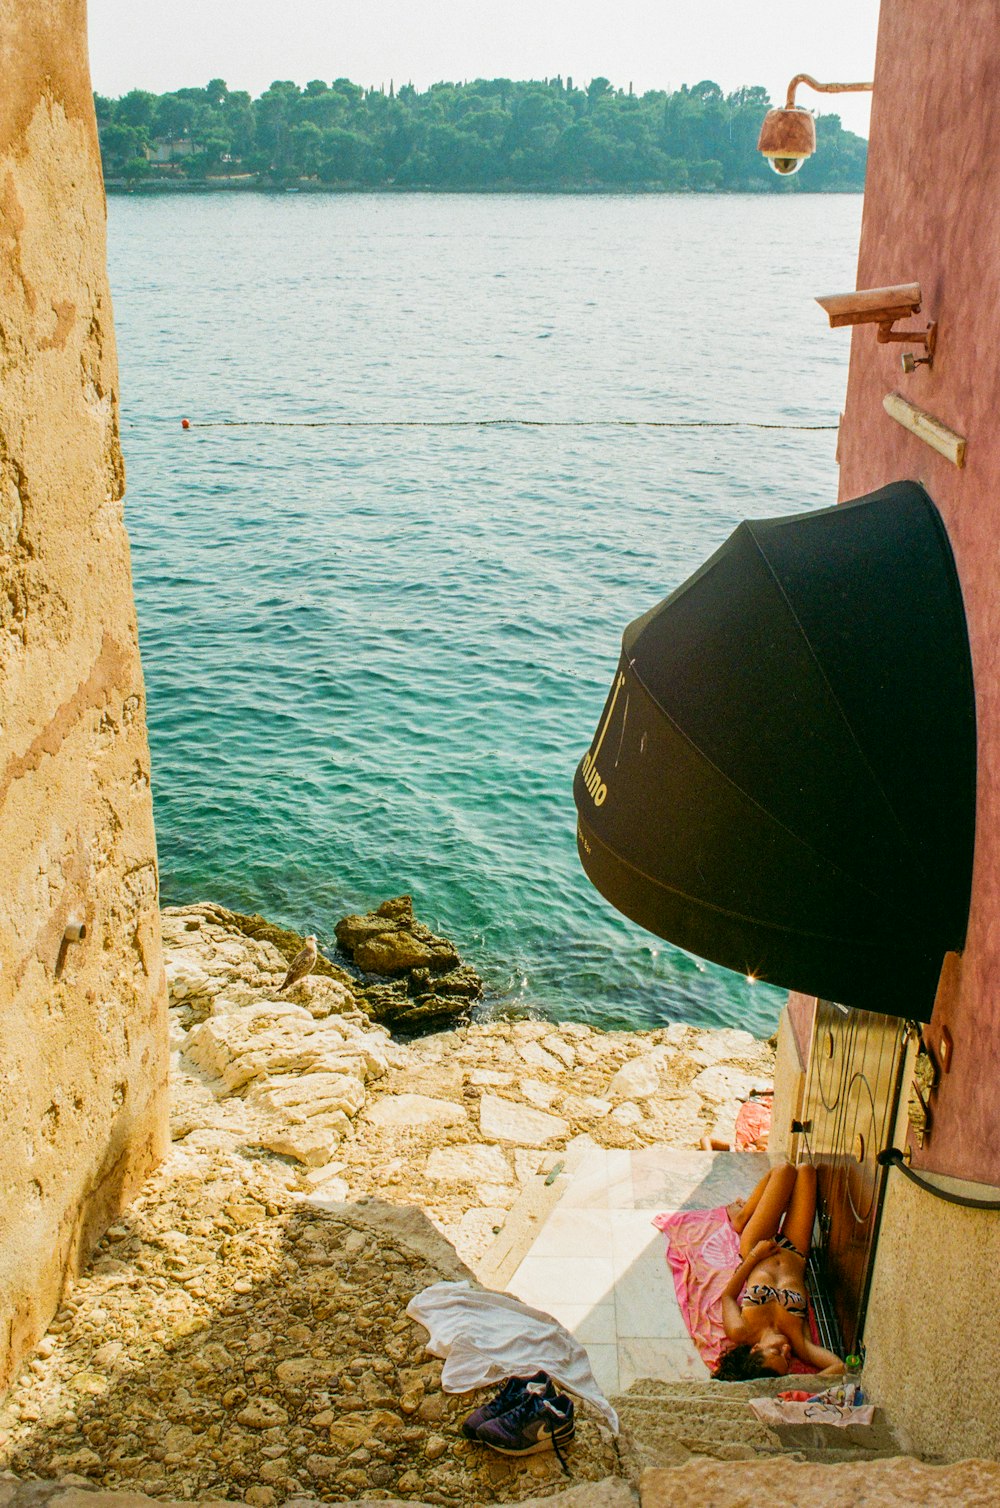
xmin=834 ymin=0 xmax=1000 ymax=1182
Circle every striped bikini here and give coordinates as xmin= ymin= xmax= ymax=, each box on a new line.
xmin=741 ymin=1283 xmax=808 ymax=1318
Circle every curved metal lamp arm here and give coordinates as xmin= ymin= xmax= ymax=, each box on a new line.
xmin=786 ymin=74 xmax=874 ymax=108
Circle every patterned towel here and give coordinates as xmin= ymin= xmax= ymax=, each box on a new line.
xmin=652 ymin=1205 xmax=818 ymax=1373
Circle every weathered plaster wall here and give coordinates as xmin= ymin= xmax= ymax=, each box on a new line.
xmin=833 ymin=0 xmax=1000 ymax=1184
xmin=768 ymin=1002 xmax=807 ymax=1164
xmin=0 ymin=0 xmax=168 ymax=1389
xmin=862 ymin=1169 xmax=1000 ymax=1459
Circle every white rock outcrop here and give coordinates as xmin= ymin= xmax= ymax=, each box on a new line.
xmin=159 ymin=902 xmax=776 ymax=1265
xmin=479 ymin=1094 xmax=571 ymax=1147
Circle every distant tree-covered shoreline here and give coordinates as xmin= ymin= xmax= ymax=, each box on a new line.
xmin=95 ymin=76 xmax=866 ymax=193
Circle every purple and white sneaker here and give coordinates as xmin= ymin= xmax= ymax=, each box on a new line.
xmin=460 ymin=1371 xmax=553 ymax=1439
xmin=474 ymin=1386 xmax=575 ymax=1468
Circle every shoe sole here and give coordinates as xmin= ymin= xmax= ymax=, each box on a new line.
xmin=477 ymin=1427 xmax=575 ymax=1456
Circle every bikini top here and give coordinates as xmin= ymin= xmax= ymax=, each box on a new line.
xmin=741 ymin=1282 xmax=808 ymax=1319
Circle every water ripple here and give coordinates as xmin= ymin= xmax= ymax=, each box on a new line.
xmin=111 ymin=191 xmax=862 ymax=1036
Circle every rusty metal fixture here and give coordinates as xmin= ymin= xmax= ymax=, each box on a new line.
xmin=757 ymin=74 xmax=873 ymax=176
xmin=756 ymin=106 xmax=816 ymax=175
xmin=816 ymin=284 xmax=938 ymax=369
xmin=907 ymin=1070 xmax=933 ymax=1148
xmin=54 ymin=916 xmax=87 ymax=979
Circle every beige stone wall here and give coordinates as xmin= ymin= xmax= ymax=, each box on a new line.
xmin=862 ymin=1169 xmax=1000 ymax=1459
xmin=0 ymin=0 xmax=168 ymax=1388
xmin=768 ymin=1002 xmax=807 ymax=1165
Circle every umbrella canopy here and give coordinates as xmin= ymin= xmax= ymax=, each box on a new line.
xmin=574 ymin=481 xmax=976 ymax=1019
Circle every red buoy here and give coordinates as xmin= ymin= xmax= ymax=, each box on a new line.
xmin=181 ymin=417 xmax=190 ymax=429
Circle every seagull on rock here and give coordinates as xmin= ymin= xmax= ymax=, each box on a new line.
xmin=279 ymin=934 xmax=318 ymax=991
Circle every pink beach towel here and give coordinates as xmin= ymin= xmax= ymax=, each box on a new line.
xmin=653 ymin=1205 xmax=818 ymax=1374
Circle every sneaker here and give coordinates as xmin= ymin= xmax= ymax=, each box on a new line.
xmin=460 ymin=1371 xmax=553 ymax=1439
xmin=474 ymin=1388 xmax=575 ymax=1467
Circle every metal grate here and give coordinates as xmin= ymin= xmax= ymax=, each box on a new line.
xmin=807 ymin=1245 xmax=844 ymax=1355
xmin=799 ymin=1002 xmax=910 ymax=1353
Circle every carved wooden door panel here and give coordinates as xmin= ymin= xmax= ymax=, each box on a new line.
xmin=800 ymin=1001 xmax=910 ymax=1354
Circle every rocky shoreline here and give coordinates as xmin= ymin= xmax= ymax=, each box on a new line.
xmin=0 ymin=900 xmax=776 ymax=1505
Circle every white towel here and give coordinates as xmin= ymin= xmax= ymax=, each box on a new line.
xmin=406 ymin=1279 xmax=619 ymax=1432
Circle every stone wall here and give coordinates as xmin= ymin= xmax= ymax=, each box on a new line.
xmin=862 ymin=1169 xmax=1000 ymax=1460
xmin=0 ymin=0 xmax=168 ymax=1389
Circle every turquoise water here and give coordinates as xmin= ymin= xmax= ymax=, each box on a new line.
xmin=109 ymin=191 xmax=862 ymax=1034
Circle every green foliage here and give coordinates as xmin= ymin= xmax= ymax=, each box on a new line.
xmin=94 ymin=75 xmax=866 ymax=192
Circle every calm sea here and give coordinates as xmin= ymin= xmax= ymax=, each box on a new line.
xmin=108 ymin=191 xmax=862 ymax=1036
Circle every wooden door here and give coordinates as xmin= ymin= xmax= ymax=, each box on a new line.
xmin=800 ymin=1000 xmax=910 ymax=1354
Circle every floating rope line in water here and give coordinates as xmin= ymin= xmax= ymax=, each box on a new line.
xmin=172 ymin=415 xmax=839 ymax=432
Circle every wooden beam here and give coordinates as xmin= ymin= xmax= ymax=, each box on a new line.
xmin=883 ymin=392 xmax=967 ymax=468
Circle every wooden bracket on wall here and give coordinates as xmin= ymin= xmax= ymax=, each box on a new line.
xmin=883 ymin=392 xmax=967 ymax=467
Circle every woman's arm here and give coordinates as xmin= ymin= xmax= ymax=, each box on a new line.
xmin=721 ymin=1291 xmax=748 ymax=1341
xmin=720 ymin=1239 xmax=775 ymax=1341
xmin=722 ymin=1239 xmax=776 ymax=1299
xmin=792 ymin=1333 xmax=845 ymax=1375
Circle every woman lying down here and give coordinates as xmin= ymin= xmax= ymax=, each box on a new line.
xmin=715 ymin=1161 xmax=845 ymax=1382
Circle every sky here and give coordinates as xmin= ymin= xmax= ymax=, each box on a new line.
xmin=87 ymin=0 xmax=881 ymax=138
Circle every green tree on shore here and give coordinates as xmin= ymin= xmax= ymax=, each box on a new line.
xmin=94 ymin=75 xmax=867 ymax=191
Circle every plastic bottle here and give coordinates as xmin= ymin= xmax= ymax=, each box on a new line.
xmin=844 ymin=1353 xmax=864 ymax=1406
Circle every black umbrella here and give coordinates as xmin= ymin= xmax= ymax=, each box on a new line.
xmin=574 ymin=480 xmax=976 ymax=1019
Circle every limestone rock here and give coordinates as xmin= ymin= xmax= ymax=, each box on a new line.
xmin=518 ymin=1040 xmax=564 ymax=1074
xmin=424 ymin=1145 xmax=512 ymax=1183
xmin=479 ymin=1095 xmax=569 ymax=1147
xmin=289 ymin=976 xmax=356 ymax=1019
xmin=517 ymin=1481 xmax=637 ymax=1508
xmin=219 ymin=907 xmax=355 ymax=987
xmin=248 ymin=1071 xmax=366 ymax=1122
xmin=359 ymin=985 xmax=472 ymax=1035
xmin=522 ymin=1079 xmax=560 ymax=1109
xmin=355 ymin=930 xmax=440 ymax=975
xmin=542 ymin=1034 xmax=577 ymax=1069
xmin=608 ymin=1054 xmax=663 ymax=1101
xmin=366 ymin=1094 xmax=468 ymax=1129
xmin=689 ymin=1065 xmax=761 ymax=1103
xmin=236 ymin=1399 xmax=289 ymax=1429
xmin=183 ymin=1004 xmax=382 ymax=1097
xmin=639 ymin=1458 xmax=1000 ymax=1507
xmin=333 ymin=896 xmax=481 ymax=1033
xmin=275 ymin=1357 xmax=340 ymax=1386
xmin=336 ymin=896 xmax=458 ymax=973
xmin=259 ymin=1124 xmax=346 ymax=1167
xmin=610 ymin=1102 xmax=645 ymax=1126
xmin=687 ymin=1027 xmax=757 ymax=1064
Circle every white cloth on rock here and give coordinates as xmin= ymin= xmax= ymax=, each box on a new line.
xmin=406 ymin=1279 xmax=619 ymax=1432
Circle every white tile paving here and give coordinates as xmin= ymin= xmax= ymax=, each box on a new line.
xmin=507 ymin=1145 xmax=767 ymax=1397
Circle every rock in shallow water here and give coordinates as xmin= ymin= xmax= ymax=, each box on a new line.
xmin=335 ymin=894 xmax=483 ymax=1033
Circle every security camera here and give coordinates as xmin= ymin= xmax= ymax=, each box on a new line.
xmin=757 ymin=106 xmax=816 ymax=175
xmin=815 ymin=283 xmax=936 ymax=368
xmin=815 ymin=284 xmax=922 ymax=328
xmin=769 ymin=155 xmax=808 ymax=176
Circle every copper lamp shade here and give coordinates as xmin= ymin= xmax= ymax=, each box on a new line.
xmin=757 ymin=106 xmax=817 ymax=174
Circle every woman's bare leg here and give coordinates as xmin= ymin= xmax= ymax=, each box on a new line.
xmin=738 ymin=1163 xmax=797 ymax=1257
xmin=779 ymin=1164 xmax=817 ymax=1257
xmin=727 ymin=1168 xmax=772 ymax=1232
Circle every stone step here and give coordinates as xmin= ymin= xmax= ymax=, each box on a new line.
xmin=639 ymin=1457 xmax=1000 ymax=1507
xmin=617 ymin=1404 xmax=780 ymax=1448
xmin=611 ymin=1376 xmax=907 ymax=1478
